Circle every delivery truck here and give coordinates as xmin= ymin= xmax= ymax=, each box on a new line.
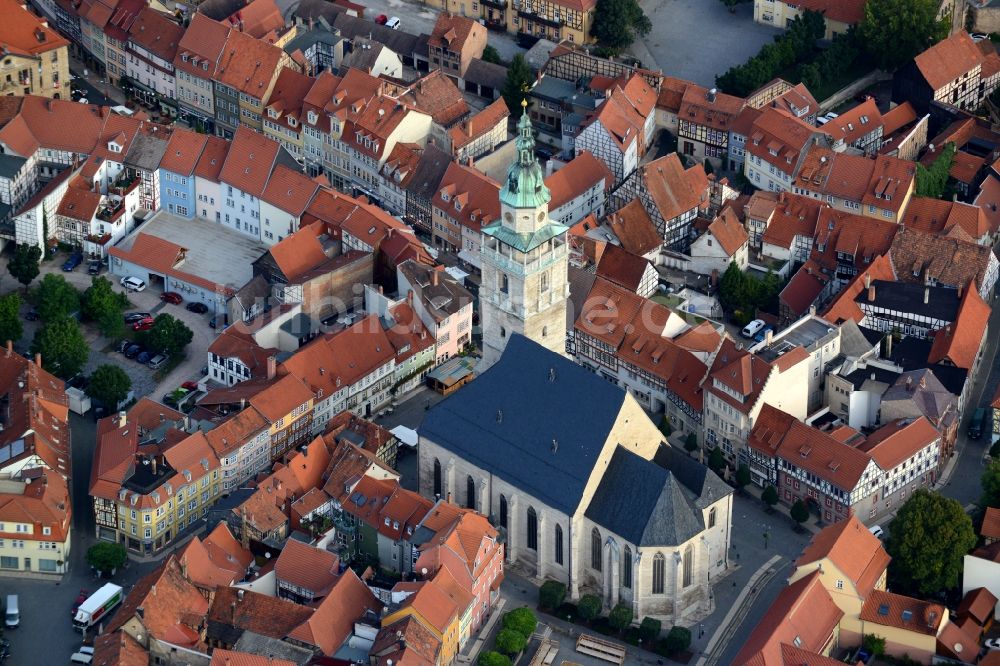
xmin=73 ymin=583 xmax=123 ymax=632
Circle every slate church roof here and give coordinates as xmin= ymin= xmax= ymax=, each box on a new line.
xmin=419 ymin=334 xmax=627 ymax=513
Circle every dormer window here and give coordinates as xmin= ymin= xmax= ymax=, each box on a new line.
xmin=441 ymin=192 xmax=450 ymax=202
xmin=288 ymin=117 xmax=297 ymax=127
xmin=455 ymin=200 xmax=462 ymax=211
xmin=307 ymin=110 xmax=317 ymax=124
xmin=202 ymin=61 xmax=208 ymax=70
xmin=181 ymin=54 xmax=188 ymax=62
xmin=109 ymin=141 xmax=121 ymax=153
xmin=268 ymin=108 xmax=279 ymax=118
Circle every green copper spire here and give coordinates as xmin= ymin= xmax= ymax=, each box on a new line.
xmin=499 ymin=100 xmax=551 ymax=210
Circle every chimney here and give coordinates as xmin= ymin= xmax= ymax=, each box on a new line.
xmin=923 ymin=286 xmax=929 ymax=305
xmin=5 ymin=341 xmax=10 ymax=355
xmin=957 ymin=283 xmax=963 ymax=299
xmin=118 ymin=411 xmax=127 ymax=428
xmin=864 ymin=273 xmax=871 ymax=290
xmin=431 ymin=269 xmax=439 ymax=287
xmin=868 ymin=283 xmax=875 ymax=302
xmin=267 ymin=355 xmax=276 ymax=380
xmin=378 ymin=285 xmax=383 ymax=295
xmin=237 ymin=589 xmax=245 ymax=601
xmin=765 ymin=328 xmax=773 ymax=345
xmin=906 ymin=375 xmax=913 ymax=391
xmin=446 ymin=491 xmax=452 ymax=503
xmin=34 ymin=353 xmax=41 ymax=367
xmin=151 ymin=456 xmax=157 ymax=476
xmin=407 ymin=289 xmax=414 ymax=304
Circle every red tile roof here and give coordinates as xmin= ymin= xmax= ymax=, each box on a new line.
xmin=982 ymin=506 xmax=1000 ymax=539
xmin=127 ymin=7 xmax=183 ymax=63
xmin=545 ymin=150 xmax=613 ymax=212
xmin=0 ymin=348 xmax=70 ymax=479
xmin=678 ymin=83 xmax=745 ymax=132
xmin=780 ymin=260 xmax=831 ymax=317
xmin=261 ymin=163 xmax=320 ymax=216
xmin=607 ymin=198 xmax=661 ymax=257
xmin=210 ymin=649 xmax=296 ymax=666
xmin=193 ymin=135 xmax=230 ymax=181
xmin=901 ymin=196 xmax=990 ymax=241
xmin=858 ymin=417 xmax=940 ymax=470
xmin=706 ymin=207 xmax=749 ymax=256
xmin=221 ymin=0 xmax=285 ymax=40
xmin=428 ymin=13 xmax=482 ymax=53
xmin=447 ymin=98 xmax=509 ymax=151
xmin=890 ymin=225 xmax=994 ymax=292
xmin=594 ymin=244 xmax=651 ymax=292
xmin=637 ymin=152 xmax=709 ymax=222
xmin=783 ymin=0 xmax=865 ymax=23
xmin=928 ymin=283 xmax=991 ymax=369
xmin=748 ymin=107 xmax=819 ymax=177
xmin=174 ymin=13 xmax=230 ymax=79
xmin=288 ymin=568 xmax=382 ymax=655
xmin=822 ymin=254 xmax=896 ymax=324
xmin=733 ymin=571 xmax=843 ymax=666
xmin=433 ymin=161 xmax=501 ymax=234
xmin=274 ymin=539 xmax=340 ymax=597
xmin=263 ymin=66 xmax=315 ymax=134
xmin=219 ymin=125 xmax=282 ymax=197
xmin=215 ymin=28 xmax=289 ymax=99
xmin=0 ymin=0 xmax=70 ymax=56
xmin=860 ymin=589 xmax=944 ymax=635
xmin=159 ymin=129 xmax=209 ymax=176
xmin=795 ymin=514 xmax=890 ymax=597
xmin=823 ymin=98 xmax=882 ymax=146
xmin=914 ymin=30 xmax=983 ymax=91
xmin=207 ymin=326 xmax=279 ymax=379
xmin=398 ymin=70 xmax=469 ymax=127
xmin=956 ymin=586 xmax=999 ymax=624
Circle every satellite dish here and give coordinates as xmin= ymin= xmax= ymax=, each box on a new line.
xmin=421 ymin=567 xmax=427 ymax=575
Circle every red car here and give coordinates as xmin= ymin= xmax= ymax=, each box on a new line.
xmin=375 ymin=13 xmax=388 ymax=23
xmin=72 ymin=589 xmax=89 ymax=615
xmin=132 ymin=316 xmax=154 ymax=331
xmin=160 ymin=291 xmax=183 ymax=304
xmin=181 ymin=381 xmax=199 ymax=391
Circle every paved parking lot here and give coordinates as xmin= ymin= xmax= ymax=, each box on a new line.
xmin=631 ymin=0 xmax=781 ymax=87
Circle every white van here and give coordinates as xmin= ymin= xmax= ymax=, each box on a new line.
xmin=5 ymin=594 xmax=18 ymax=628
xmin=869 ymin=525 xmax=884 ymax=539
xmin=741 ymin=319 xmax=766 ymax=339
xmin=70 ymin=652 xmax=93 ymax=664
xmin=385 ymin=16 xmax=400 ymax=28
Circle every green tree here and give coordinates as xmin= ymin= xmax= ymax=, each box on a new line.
xmin=143 ymin=313 xmax=193 ymax=355
xmin=981 ymin=460 xmax=1000 ymax=509
xmin=660 ymin=415 xmax=672 ymax=436
xmin=915 ymin=142 xmax=956 ymax=198
xmin=862 ymin=634 xmax=887 ymax=658
xmin=539 ymin=580 xmax=566 ymax=609
xmin=501 ymin=54 xmax=533 ymax=121
xmin=82 ymin=276 xmax=128 ymax=338
xmin=661 ymin=626 xmax=692 ymax=654
xmin=762 ymin=485 xmax=779 ymax=509
xmin=35 ymin=273 xmax=80 ymax=322
xmin=86 ymin=542 xmax=127 ymax=575
xmin=886 ymin=489 xmax=977 ymax=595
xmin=703 ymin=158 xmax=715 ymax=175
xmin=684 ymin=432 xmax=698 ymax=452
xmin=31 ymin=317 xmax=88 ymax=378
xmin=577 ymin=594 xmax=602 ymax=622
xmin=591 ymin=0 xmax=651 ymax=52
xmin=638 ymin=617 xmax=662 ymax=642
xmin=0 ymin=292 xmax=23 ymax=346
xmin=86 ymin=364 xmax=132 ymax=410
xmin=478 ymin=652 xmax=511 ymax=666
xmin=861 ymin=0 xmax=949 ymax=70
xmin=716 ymin=11 xmax=824 ymax=95
xmin=708 ymin=446 xmax=726 ymax=474
xmin=495 ymin=629 xmax=527 ymax=656
xmin=790 ymin=499 xmax=809 ymax=526
xmin=735 ymin=463 xmax=751 ymax=490
xmin=608 ymin=602 xmax=634 ymax=632
xmin=7 ymin=243 xmax=42 ymax=291
xmin=482 ymin=45 xmax=503 ymax=65
xmin=502 ymin=608 xmax=537 ymax=637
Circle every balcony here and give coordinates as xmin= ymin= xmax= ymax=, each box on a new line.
xmin=517 ymin=7 xmax=561 ymax=28
xmin=482 ymin=0 xmax=507 ymax=8
xmin=96 ymin=198 xmax=125 ymax=223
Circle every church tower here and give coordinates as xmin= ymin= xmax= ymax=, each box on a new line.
xmin=479 ymin=101 xmax=569 ymax=370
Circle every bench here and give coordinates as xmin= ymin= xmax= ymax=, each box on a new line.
xmin=529 ymin=639 xmax=560 ymax=666
xmin=575 ymin=634 xmax=626 ymax=665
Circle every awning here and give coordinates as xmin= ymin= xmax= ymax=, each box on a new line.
xmin=457 ymin=248 xmax=481 ymax=269
xmin=445 ymin=266 xmax=469 ymax=282
xmin=390 ymin=425 xmax=418 ymax=448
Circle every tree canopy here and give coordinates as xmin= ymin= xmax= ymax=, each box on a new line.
xmin=861 ymin=0 xmax=950 ymax=71
xmin=86 ymin=542 xmax=127 ymax=575
xmin=7 ymin=243 xmax=41 ymax=290
xmin=482 ymin=45 xmax=503 ymax=65
xmin=30 ymin=317 xmax=89 ymax=378
xmin=0 ymin=293 xmax=22 ymax=347
xmin=982 ymin=460 xmax=1000 ymax=510
xmin=886 ymin=489 xmax=977 ymax=596
xmin=82 ymin=276 xmax=129 ymax=338
xmin=478 ymin=652 xmax=511 ymax=666
xmin=716 ymin=11 xmax=824 ymax=96
xmin=591 ymin=0 xmax=652 ymax=52
xmin=914 ymin=142 xmax=956 ymax=199
xmin=142 ymin=314 xmax=193 ymax=356
xmin=502 ymin=608 xmax=537 ymax=637
xmin=718 ymin=262 xmax=783 ymax=326
xmin=501 ymin=54 xmax=534 ymax=120
xmin=609 ymin=602 xmax=634 ymax=631
xmin=495 ymin=629 xmax=527 ymax=656
xmin=35 ymin=274 xmax=80 ymax=323
xmin=86 ymin=364 xmax=132 ymax=410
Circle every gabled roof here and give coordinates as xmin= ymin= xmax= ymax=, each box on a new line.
xmin=261 ymin=163 xmax=320 ymax=216
xmin=545 ymin=150 xmax=613 ymax=213
xmin=174 ymin=13 xmax=230 ymax=79
xmin=127 ymin=7 xmax=183 ymax=63
xmin=210 ymin=650 xmax=296 ymax=666
xmin=913 ymin=30 xmax=983 ymax=91
xmin=274 ymin=539 xmax=340 ymax=597
xmin=207 ymin=586 xmax=313 ymax=643
xmin=860 ymin=589 xmax=944 ymax=636
xmin=215 ymin=28 xmax=288 ymax=99
xmin=371 ymin=614 xmax=442 ymax=666
xmin=0 ymin=348 xmax=70 ymax=479
xmin=733 ymin=571 xmax=843 ymax=666
xmin=982 ymin=506 xmax=1000 ymax=540
xmin=220 ymin=0 xmax=284 ymax=40
xmin=398 ymin=69 xmax=469 ymax=127
xmin=428 ymin=13 xmax=482 ymax=52
xmin=748 ymin=106 xmax=819 ymax=176
xmin=822 ymin=254 xmax=896 ymax=324
xmin=890 ymin=225 xmax=995 ymax=293
xmin=704 ymin=207 xmax=749 ymax=256
xmin=795 ymin=514 xmax=890 ymax=597
xmin=288 ymin=568 xmax=382 ymax=655
xmin=448 ymin=98 xmax=509 ymax=151
xmin=0 ymin=0 xmax=70 ymax=56
xmin=159 ymin=129 xmax=209 ymax=176
xmin=420 ymin=335 xmax=630 ymax=514
xmin=637 ymin=152 xmax=709 ymax=221
xmin=432 ymin=161 xmax=500 ymax=234
xmin=193 ymin=135 xmax=230 ymax=182
xmin=607 ymin=197 xmax=662 ymax=256
xmin=219 ymin=125 xmax=281 ymax=197
xmin=858 ymin=417 xmax=939 ymax=471
xmin=928 ymin=283 xmax=991 ymax=369
xmin=956 ymin=586 xmax=999 ymax=624
xmin=594 ymin=244 xmax=652 ymax=293
xmin=678 ymin=83 xmax=745 ymax=131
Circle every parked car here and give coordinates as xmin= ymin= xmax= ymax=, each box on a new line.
xmin=124 ymin=344 xmax=143 ymax=359
xmin=71 ymin=589 xmax=89 ymax=616
xmin=147 ymin=354 xmax=167 ymax=369
xmin=753 ymin=325 xmax=774 ymax=344
xmin=968 ymin=407 xmax=986 ymax=440
xmin=115 ymin=339 xmax=131 ymax=353
xmin=160 ymin=291 xmax=183 ymax=304
xmin=23 ymin=310 xmax=38 ymax=321
xmin=87 ymin=260 xmax=102 ymax=275
xmin=985 ymin=637 xmax=1000 ymax=650
xmin=123 ymin=312 xmax=151 ymax=323
xmin=136 ymin=351 xmax=152 ymax=364
xmin=209 ymin=316 xmax=219 ymax=329
xmin=868 ymin=525 xmax=884 ymax=539
xmin=386 ymin=16 xmax=400 ymax=28
xmin=120 ymin=276 xmax=146 ymax=291
xmin=62 ymin=253 xmax=83 ymax=272
xmin=186 ymin=302 xmax=208 ymax=314
xmin=972 ymin=32 xmax=989 ymax=42
xmin=181 ymin=381 xmax=199 ymax=391
xmin=132 ymin=317 xmax=154 ymax=331
xmin=741 ymin=319 xmax=766 ymax=339
xmin=375 ymin=13 xmax=388 ymax=23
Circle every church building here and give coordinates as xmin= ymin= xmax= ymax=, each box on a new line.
xmin=479 ymin=102 xmax=570 ymax=370
xmin=418 ymin=334 xmax=734 ymax=624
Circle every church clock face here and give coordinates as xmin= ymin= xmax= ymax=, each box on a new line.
xmin=504 ymin=212 xmax=513 ymax=224
xmin=537 ymin=211 xmax=545 ymax=222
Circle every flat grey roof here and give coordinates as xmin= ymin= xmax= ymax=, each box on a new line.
xmin=758 ymin=317 xmax=837 ymax=361
xmin=120 ymin=210 xmax=268 ymax=290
